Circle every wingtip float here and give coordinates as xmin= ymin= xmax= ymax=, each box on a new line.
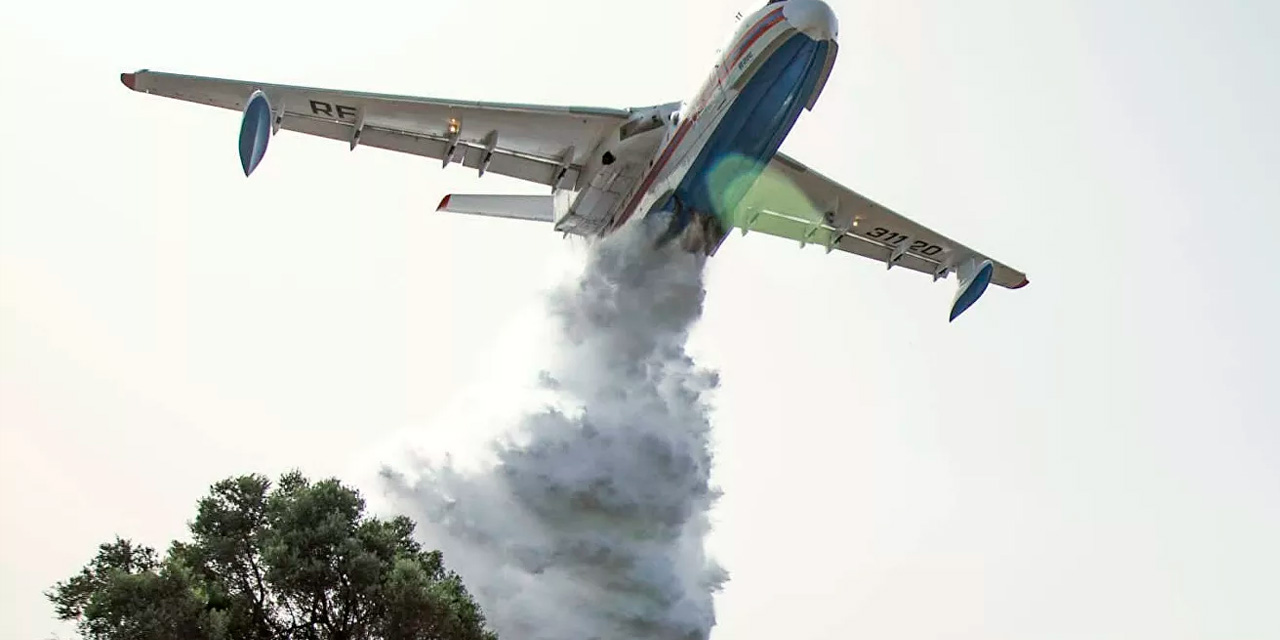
xmin=949 ymin=258 xmax=995 ymax=323
xmin=238 ymin=90 xmax=273 ymax=177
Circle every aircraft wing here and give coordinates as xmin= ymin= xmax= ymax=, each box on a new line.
xmin=735 ymin=151 xmax=1028 ymax=320
xmin=120 ymin=69 xmax=631 ymax=188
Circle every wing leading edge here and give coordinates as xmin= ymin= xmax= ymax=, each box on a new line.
xmin=734 ymin=151 xmax=1028 ymax=321
xmin=120 ymin=69 xmax=631 ymax=188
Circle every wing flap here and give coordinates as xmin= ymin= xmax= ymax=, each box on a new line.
xmin=281 ymin=115 xmax=572 ymax=186
xmin=742 ymin=206 xmax=942 ymax=276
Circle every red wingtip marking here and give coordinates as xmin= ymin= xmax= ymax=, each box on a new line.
xmin=1012 ymin=277 xmax=1030 ymax=289
xmin=120 ymin=72 xmax=136 ymax=90
xmin=437 ymin=195 xmax=451 ymax=211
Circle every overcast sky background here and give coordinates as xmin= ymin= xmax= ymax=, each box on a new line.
xmin=3 ymin=0 xmax=1279 ymax=638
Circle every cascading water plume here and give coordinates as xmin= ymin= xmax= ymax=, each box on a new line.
xmin=378 ymin=220 xmax=727 ymax=640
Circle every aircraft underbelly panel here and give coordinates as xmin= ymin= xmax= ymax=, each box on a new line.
xmin=680 ymin=33 xmax=831 ymax=222
xmin=554 ymin=160 xmax=646 ymax=236
xmin=640 ymin=32 xmax=830 ymax=232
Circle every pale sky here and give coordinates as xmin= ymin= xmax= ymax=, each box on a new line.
xmin=3 ymin=0 xmax=1279 ymax=638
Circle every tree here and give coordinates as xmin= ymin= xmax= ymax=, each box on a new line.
xmin=48 ymin=471 xmax=497 ymax=640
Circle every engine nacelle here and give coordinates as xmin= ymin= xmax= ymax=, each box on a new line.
xmin=601 ymin=102 xmax=682 ymax=163
xmin=572 ymin=101 xmax=680 ymax=195
xmin=238 ymin=90 xmax=273 ymax=176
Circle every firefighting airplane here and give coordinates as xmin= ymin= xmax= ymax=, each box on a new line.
xmin=119 ymin=0 xmax=1027 ymax=321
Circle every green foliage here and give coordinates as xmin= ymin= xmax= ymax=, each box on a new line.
xmin=48 ymin=471 xmax=497 ymax=640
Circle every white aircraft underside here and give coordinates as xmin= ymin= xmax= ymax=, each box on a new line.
xmin=119 ymin=0 xmax=1027 ymax=322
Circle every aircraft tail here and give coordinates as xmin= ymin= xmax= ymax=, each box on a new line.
xmin=436 ymin=194 xmax=554 ymax=223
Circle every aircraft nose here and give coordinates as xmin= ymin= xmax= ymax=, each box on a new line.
xmin=783 ymin=0 xmax=838 ymax=41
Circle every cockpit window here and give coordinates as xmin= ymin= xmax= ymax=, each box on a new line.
xmin=766 ymin=0 xmax=785 ymax=4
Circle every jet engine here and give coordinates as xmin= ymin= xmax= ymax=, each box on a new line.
xmin=599 ymin=102 xmax=682 ymax=165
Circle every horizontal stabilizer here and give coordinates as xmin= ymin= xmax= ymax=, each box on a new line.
xmin=435 ymin=194 xmax=554 ymax=222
